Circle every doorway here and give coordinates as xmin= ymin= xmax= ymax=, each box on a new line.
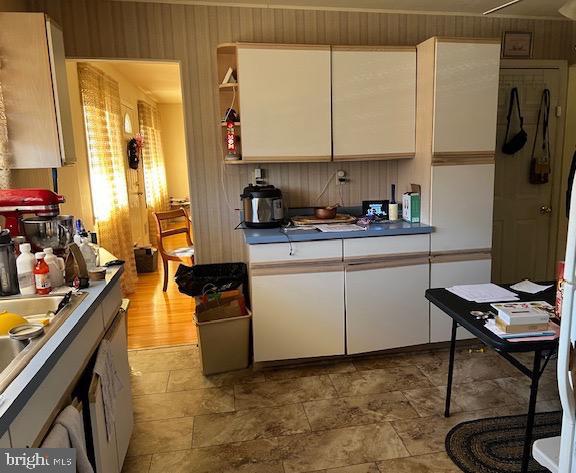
xmin=64 ymin=59 xmax=195 ymax=349
xmin=492 ymin=62 xmax=567 ymax=284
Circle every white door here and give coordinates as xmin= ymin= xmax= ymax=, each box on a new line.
xmin=251 ymin=268 xmax=345 ymax=362
xmin=345 ymin=262 xmax=429 ymax=354
xmin=430 ymin=258 xmax=492 ymax=342
xmin=332 ymin=47 xmax=416 ymax=160
xmin=124 ymin=104 xmax=149 ymax=246
xmin=492 ymin=68 xmax=561 ymax=283
xmin=430 ymin=164 xmax=495 ymax=252
xmin=238 ymin=45 xmax=332 ymax=161
xmin=433 ymin=41 xmax=501 ymax=153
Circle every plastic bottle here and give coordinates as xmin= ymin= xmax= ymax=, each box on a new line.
xmin=34 ymin=252 xmax=51 ymax=295
xmin=43 ymin=247 xmax=65 ymax=288
xmin=16 ymin=243 xmax=36 ymax=295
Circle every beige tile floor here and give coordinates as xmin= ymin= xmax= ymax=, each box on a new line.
xmin=123 ymin=344 xmax=561 ymax=473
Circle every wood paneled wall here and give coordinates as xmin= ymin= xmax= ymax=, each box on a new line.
xmin=23 ymin=0 xmax=576 ymax=263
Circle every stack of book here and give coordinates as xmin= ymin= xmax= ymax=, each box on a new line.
xmin=490 ymin=301 xmax=555 ymax=339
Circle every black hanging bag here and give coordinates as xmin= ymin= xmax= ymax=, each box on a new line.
xmin=502 ymin=87 xmax=528 ymax=155
xmin=529 ymin=89 xmax=552 ymax=185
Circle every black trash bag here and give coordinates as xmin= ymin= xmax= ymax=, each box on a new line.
xmin=175 ymin=263 xmax=247 ymax=297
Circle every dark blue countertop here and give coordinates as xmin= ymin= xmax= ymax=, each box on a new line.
xmin=243 ymin=221 xmax=434 ymax=245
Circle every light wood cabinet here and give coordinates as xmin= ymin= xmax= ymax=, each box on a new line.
xmin=332 ymin=47 xmax=416 ymax=161
xmin=0 ymin=13 xmax=75 ymax=168
xmin=251 ymin=265 xmax=345 ymax=362
xmin=433 ymin=40 xmax=501 ymax=155
xmin=345 ymin=259 xmax=429 ymax=354
xmin=237 ymin=44 xmax=332 ymax=162
xmin=430 ymin=257 xmax=492 ymax=343
xmin=430 ymin=164 xmax=495 ymax=252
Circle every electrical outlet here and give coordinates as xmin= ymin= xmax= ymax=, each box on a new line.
xmin=254 ymin=167 xmax=265 ymax=185
xmin=337 ymin=170 xmax=347 ymax=185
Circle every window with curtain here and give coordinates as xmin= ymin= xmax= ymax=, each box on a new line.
xmin=77 ymin=63 xmax=138 ymax=294
xmin=137 ymin=100 xmax=169 ymax=246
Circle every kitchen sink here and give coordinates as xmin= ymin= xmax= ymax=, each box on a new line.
xmin=0 ymin=294 xmax=67 ymax=320
xmin=0 ymin=292 xmax=87 ymax=393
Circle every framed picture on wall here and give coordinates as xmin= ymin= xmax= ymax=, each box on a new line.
xmin=502 ymin=32 xmax=533 ymax=58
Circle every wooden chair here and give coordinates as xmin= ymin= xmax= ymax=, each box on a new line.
xmin=153 ymin=208 xmax=195 ymax=292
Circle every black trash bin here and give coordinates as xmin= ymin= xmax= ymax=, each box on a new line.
xmin=175 ymin=262 xmax=247 ymax=297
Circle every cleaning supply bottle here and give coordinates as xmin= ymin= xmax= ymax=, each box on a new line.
xmin=34 ymin=252 xmax=51 ymax=295
xmin=43 ymin=247 xmax=65 ymax=288
xmin=16 ymin=243 xmax=36 ymax=295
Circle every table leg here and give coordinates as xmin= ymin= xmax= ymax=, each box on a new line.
xmin=520 ymin=350 xmax=542 ymax=473
xmin=444 ymin=319 xmax=458 ymax=418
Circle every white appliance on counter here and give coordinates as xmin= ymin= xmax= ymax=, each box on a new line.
xmin=532 ymin=167 xmax=576 ymax=471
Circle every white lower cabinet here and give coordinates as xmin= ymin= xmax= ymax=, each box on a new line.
xmin=345 ymin=261 xmax=430 ymax=354
xmin=10 ymin=305 xmax=105 ymax=447
xmin=430 ymin=258 xmax=492 ymax=343
xmin=252 ymin=268 xmax=345 ymax=362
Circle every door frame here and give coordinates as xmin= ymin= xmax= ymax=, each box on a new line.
xmin=499 ymin=59 xmax=568 ymax=280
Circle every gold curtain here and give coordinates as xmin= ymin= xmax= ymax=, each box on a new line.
xmin=77 ymin=63 xmax=138 ymax=294
xmin=137 ymin=100 xmax=169 ymax=246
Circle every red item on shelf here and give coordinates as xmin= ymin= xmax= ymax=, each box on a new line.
xmin=34 ymin=253 xmax=51 ymax=295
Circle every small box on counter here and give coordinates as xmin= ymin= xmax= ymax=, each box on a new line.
xmin=402 ymin=184 xmax=421 ymax=223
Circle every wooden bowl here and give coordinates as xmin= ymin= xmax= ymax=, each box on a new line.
xmin=314 ymin=206 xmax=338 ymax=219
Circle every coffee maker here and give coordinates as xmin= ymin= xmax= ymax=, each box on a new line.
xmin=0 ymin=189 xmax=73 ymax=253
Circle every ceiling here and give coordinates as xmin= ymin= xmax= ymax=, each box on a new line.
xmin=107 ymin=61 xmax=183 ymax=103
xmin=114 ymin=0 xmax=571 ymax=19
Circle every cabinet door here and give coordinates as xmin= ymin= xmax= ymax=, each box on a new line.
xmin=433 ymin=41 xmax=501 ymax=154
xmin=0 ymin=13 xmax=62 ymax=168
xmin=238 ymin=45 xmax=332 ymax=161
xmin=430 ymin=258 xmax=491 ymax=343
xmin=346 ymin=262 xmax=429 ymax=354
xmin=251 ymin=267 xmax=345 ymax=362
xmin=430 ymin=164 xmax=495 ymax=252
xmin=10 ymin=305 xmax=105 ymax=447
xmin=46 ymin=18 xmax=75 ymax=164
xmin=332 ymin=47 xmax=416 ymax=160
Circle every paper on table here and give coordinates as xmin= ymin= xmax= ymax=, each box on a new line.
xmin=315 ymin=224 xmax=367 ymax=232
xmin=509 ymin=280 xmax=553 ymax=294
xmin=447 ymin=283 xmax=519 ymax=303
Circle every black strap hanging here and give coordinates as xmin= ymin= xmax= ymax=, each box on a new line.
xmin=529 ymin=89 xmax=551 ymax=185
xmin=502 ymin=87 xmax=527 ymax=155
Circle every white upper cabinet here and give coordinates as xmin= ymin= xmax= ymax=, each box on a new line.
xmin=332 ymin=47 xmax=416 ymax=161
xmin=238 ymin=44 xmax=332 ymax=162
xmin=433 ymin=40 xmax=501 ymax=154
xmin=0 ymin=13 xmax=75 ymax=168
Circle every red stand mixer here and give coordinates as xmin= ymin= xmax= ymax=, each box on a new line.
xmin=0 ymin=189 xmax=73 ymax=254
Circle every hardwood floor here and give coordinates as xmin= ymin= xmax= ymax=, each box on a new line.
xmin=127 ymin=234 xmax=197 ymax=350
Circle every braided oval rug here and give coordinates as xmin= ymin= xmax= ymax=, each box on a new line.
xmin=446 ymin=411 xmax=561 ymax=473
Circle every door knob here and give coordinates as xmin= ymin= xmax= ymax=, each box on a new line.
xmin=539 ymin=206 xmax=552 ymax=214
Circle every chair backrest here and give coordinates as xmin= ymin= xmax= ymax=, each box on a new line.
xmin=153 ymin=208 xmax=193 ymax=253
